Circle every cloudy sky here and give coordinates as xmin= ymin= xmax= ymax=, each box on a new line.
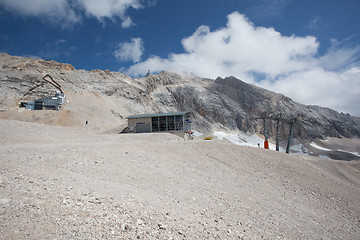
xmin=1 ymin=0 xmax=360 ymax=116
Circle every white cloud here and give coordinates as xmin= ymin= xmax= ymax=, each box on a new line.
xmin=0 ymin=0 xmax=145 ymax=27
xmin=114 ymin=38 xmax=144 ymax=63
xmin=121 ymin=16 xmax=134 ymax=28
xmin=261 ymin=67 xmax=360 ymax=115
xmin=0 ymin=0 xmax=80 ymax=26
xmin=247 ymin=0 xmax=291 ymax=19
xmin=305 ymin=15 xmax=321 ymax=31
xmin=125 ymin=12 xmax=360 ymax=116
xmin=77 ymin=0 xmax=142 ymax=27
xmin=319 ymin=39 xmax=360 ymax=71
xmin=126 ymin=12 xmax=319 ymax=78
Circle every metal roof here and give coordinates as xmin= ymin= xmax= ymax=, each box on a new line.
xmin=126 ymin=111 xmax=190 ymax=119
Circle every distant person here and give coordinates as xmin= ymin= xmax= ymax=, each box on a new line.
xmin=146 ymin=70 xmax=150 ymax=76
xmin=258 ymin=143 xmax=260 ymax=148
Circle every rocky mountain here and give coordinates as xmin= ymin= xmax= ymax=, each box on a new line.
xmin=0 ymin=52 xmax=359 ymax=159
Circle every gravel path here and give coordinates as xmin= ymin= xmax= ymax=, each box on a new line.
xmin=1 ymin=119 xmax=359 ymax=239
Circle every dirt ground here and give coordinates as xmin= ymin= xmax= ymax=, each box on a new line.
xmin=1 ymin=119 xmax=360 ymax=239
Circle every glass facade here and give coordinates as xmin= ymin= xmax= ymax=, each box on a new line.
xmin=127 ymin=111 xmax=191 ymax=134
xmin=151 ymin=114 xmax=187 ymax=132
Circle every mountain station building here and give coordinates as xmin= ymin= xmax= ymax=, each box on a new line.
xmin=19 ymin=92 xmax=66 ymax=110
xmin=126 ymin=111 xmax=192 ymax=138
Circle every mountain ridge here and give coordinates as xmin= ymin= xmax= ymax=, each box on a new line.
xmin=0 ymin=52 xmax=359 ymax=160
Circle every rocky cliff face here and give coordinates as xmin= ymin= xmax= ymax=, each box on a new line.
xmin=211 ymin=76 xmax=360 ymax=140
xmin=1 ymin=52 xmax=359 ymax=153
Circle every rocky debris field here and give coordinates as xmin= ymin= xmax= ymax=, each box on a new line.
xmin=1 ymin=119 xmax=360 ymax=239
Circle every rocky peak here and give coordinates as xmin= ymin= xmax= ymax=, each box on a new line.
xmin=1 ymin=52 xmax=75 ymax=72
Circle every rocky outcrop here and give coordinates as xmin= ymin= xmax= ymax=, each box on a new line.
xmin=211 ymin=76 xmax=360 ymax=140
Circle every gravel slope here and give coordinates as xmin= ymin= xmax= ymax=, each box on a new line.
xmin=1 ymin=119 xmax=359 ymax=239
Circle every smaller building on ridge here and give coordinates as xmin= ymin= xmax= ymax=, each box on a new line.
xmin=19 ymin=92 xmax=66 ymax=110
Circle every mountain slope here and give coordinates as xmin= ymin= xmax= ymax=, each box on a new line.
xmin=1 ymin=119 xmax=360 ymax=239
xmin=0 ymin=52 xmax=359 ymax=159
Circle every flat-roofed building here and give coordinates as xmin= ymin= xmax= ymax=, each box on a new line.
xmin=126 ymin=111 xmax=191 ymax=138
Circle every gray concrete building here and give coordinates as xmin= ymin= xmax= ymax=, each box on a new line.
xmin=126 ymin=111 xmax=192 ymax=138
xmin=19 ymin=92 xmax=66 ymax=110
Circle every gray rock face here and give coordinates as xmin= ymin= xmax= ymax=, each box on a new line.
xmin=211 ymin=76 xmax=360 ymax=140
xmin=1 ymin=52 xmax=359 ymax=146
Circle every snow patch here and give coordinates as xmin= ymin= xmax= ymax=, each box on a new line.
xmin=291 ymin=144 xmax=309 ymax=155
xmin=337 ymin=149 xmax=360 ymax=157
xmin=214 ymin=131 xmax=281 ymax=150
xmin=321 ymin=137 xmax=331 ymax=142
xmin=123 ymin=79 xmax=132 ymax=85
xmin=310 ymin=142 xmax=332 ymax=151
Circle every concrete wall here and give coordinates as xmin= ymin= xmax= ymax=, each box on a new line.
xmin=128 ymin=117 xmax=151 ymax=133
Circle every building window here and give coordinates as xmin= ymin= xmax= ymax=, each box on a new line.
xmin=168 ymin=116 xmax=175 ymax=131
xmin=175 ymin=115 xmax=183 ymax=130
xmin=152 ymin=117 xmax=159 ymax=132
xmin=151 ymin=114 xmax=184 ymax=132
xmin=159 ymin=116 xmax=167 ymax=131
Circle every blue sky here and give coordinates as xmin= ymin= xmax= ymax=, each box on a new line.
xmin=1 ymin=0 xmax=360 ymax=116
